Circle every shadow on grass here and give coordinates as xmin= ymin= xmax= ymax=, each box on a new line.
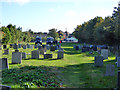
xmin=1 ymin=61 xmax=117 ymax=88
xmin=64 ymin=48 xmax=82 ymax=55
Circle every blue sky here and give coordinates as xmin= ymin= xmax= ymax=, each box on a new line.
xmin=0 ymin=0 xmax=119 ymax=33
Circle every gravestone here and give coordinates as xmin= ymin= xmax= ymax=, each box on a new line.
xmin=42 ymin=45 xmax=46 ymax=49
xmin=44 ymin=54 xmax=52 ymax=59
xmin=82 ymin=48 xmax=86 ymax=52
xmin=93 ymin=45 xmax=97 ymax=51
xmin=55 ymin=45 xmax=58 ymax=50
xmin=39 ymin=48 xmax=45 ymax=55
xmin=0 ymin=85 xmax=11 ymax=90
xmin=27 ymin=44 xmax=30 ymax=48
xmin=10 ymin=44 xmax=13 ymax=48
xmin=118 ymin=71 xmax=120 ymax=88
xmin=3 ymin=49 xmax=9 ymax=55
xmin=94 ymin=56 xmax=103 ymax=67
xmin=101 ymin=49 xmax=108 ymax=59
xmin=57 ymin=50 xmax=64 ymax=59
xmin=105 ymin=64 xmax=115 ymax=76
xmin=3 ymin=45 xmax=7 ymax=49
xmin=23 ymin=45 xmax=27 ymax=49
xmin=22 ymin=52 xmax=26 ymax=59
xmin=13 ymin=44 xmax=18 ymax=49
xmin=31 ymin=50 xmax=39 ymax=59
xmin=50 ymin=46 xmax=55 ymax=51
xmin=75 ymin=46 xmax=79 ymax=50
xmin=34 ymin=45 xmax=38 ymax=48
xmin=73 ymin=45 xmax=76 ymax=49
xmin=0 ymin=58 xmax=8 ymax=70
xmin=117 ymin=57 xmax=120 ymax=67
xmin=30 ymin=45 xmax=34 ymax=49
xmin=46 ymin=45 xmax=50 ymax=50
xmin=12 ymin=51 xmax=22 ymax=64
xmin=18 ymin=44 xmax=21 ymax=48
xmin=38 ymin=46 xmax=42 ymax=50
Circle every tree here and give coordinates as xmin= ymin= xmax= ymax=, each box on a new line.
xmin=48 ymin=28 xmax=58 ymax=40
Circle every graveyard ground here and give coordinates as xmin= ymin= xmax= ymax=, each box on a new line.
xmin=1 ymin=43 xmax=118 ymax=88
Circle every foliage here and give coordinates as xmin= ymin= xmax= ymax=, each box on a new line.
xmin=48 ymin=28 xmax=59 ymax=40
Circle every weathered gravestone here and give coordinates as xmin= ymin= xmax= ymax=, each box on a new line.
xmin=22 ymin=52 xmax=26 ymax=59
xmin=23 ymin=45 xmax=27 ymax=49
xmin=50 ymin=46 xmax=55 ymax=51
xmin=0 ymin=85 xmax=11 ymax=90
xmin=55 ymin=45 xmax=58 ymax=50
xmin=39 ymin=48 xmax=45 ymax=55
xmin=105 ymin=64 xmax=115 ymax=76
xmin=116 ymin=51 xmax=120 ymax=60
xmin=44 ymin=54 xmax=52 ymax=59
xmin=3 ymin=49 xmax=9 ymax=55
xmin=117 ymin=57 xmax=120 ymax=67
xmin=46 ymin=45 xmax=50 ymax=50
xmin=75 ymin=45 xmax=79 ymax=50
xmin=42 ymin=45 xmax=46 ymax=49
xmin=3 ymin=45 xmax=7 ymax=49
xmin=57 ymin=49 xmax=64 ymax=59
xmin=94 ymin=56 xmax=103 ymax=67
xmin=101 ymin=49 xmax=108 ymax=59
xmin=12 ymin=50 xmax=22 ymax=64
xmin=118 ymin=71 xmax=120 ymax=88
xmin=18 ymin=44 xmax=21 ymax=48
xmin=30 ymin=45 xmax=34 ymax=49
xmin=13 ymin=44 xmax=18 ymax=49
xmin=93 ymin=45 xmax=97 ymax=51
xmin=38 ymin=46 xmax=42 ymax=50
xmin=27 ymin=44 xmax=30 ymax=48
xmin=34 ymin=45 xmax=38 ymax=48
xmin=10 ymin=44 xmax=13 ymax=48
xmin=73 ymin=45 xmax=76 ymax=49
xmin=31 ymin=50 xmax=39 ymax=59
xmin=0 ymin=58 xmax=8 ymax=70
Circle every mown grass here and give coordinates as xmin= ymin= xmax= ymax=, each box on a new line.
xmin=1 ymin=42 xmax=118 ymax=88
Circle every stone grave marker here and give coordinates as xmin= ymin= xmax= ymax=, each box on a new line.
xmin=27 ymin=44 xmax=30 ymax=48
xmin=3 ymin=45 xmax=7 ymax=49
xmin=31 ymin=50 xmax=39 ymax=59
xmin=0 ymin=58 xmax=8 ymax=70
xmin=10 ymin=44 xmax=13 ymax=48
xmin=12 ymin=51 xmax=22 ymax=64
xmin=118 ymin=71 xmax=120 ymax=88
xmin=18 ymin=44 xmax=21 ymax=48
xmin=94 ymin=56 xmax=103 ymax=67
xmin=105 ymin=64 xmax=115 ymax=76
xmin=50 ymin=46 xmax=55 ymax=51
xmin=57 ymin=50 xmax=64 ymax=59
xmin=101 ymin=49 xmax=108 ymax=59
xmin=39 ymin=48 xmax=45 ymax=55
xmin=34 ymin=45 xmax=38 ymax=48
xmin=46 ymin=45 xmax=50 ymax=50
xmin=0 ymin=85 xmax=11 ymax=90
xmin=117 ymin=57 xmax=120 ymax=67
xmin=13 ymin=44 xmax=18 ymax=49
xmin=38 ymin=46 xmax=42 ymax=50
xmin=23 ymin=45 xmax=27 ymax=49
xmin=73 ymin=45 xmax=76 ymax=49
xmin=93 ymin=45 xmax=97 ymax=51
xmin=30 ymin=45 xmax=34 ymax=49
xmin=3 ymin=49 xmax=9 ymax=55
xmin=22 ymin=52 xmax=26 ymax=59
xmin=75 ymin=45 xmax=79 ymax=50
xmin=44 ymin=54 xmax=52 ymax=59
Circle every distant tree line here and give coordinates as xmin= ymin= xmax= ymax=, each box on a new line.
xmin=73 ymin=6 xmax=119 ymax=46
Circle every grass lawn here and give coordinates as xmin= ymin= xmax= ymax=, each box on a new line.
xmin=1 ymin=42 xmax=118 ymax=88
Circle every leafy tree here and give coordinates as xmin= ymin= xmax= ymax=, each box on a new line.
xmin=48 ymin=28 xmax=58 ymax=40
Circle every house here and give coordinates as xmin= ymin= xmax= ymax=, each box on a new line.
xmin=66 ymin=36 xmax=78 ymax=43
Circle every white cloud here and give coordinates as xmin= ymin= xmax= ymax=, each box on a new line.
xmin=48 ymin=8 xmax=55 ymax=12
xmin=65 ymin=11 xmax=77 ymax=17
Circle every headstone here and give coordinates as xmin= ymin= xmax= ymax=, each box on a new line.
xmin=38 ymin=46 xmax=42 ymax=50
xmin=73 ymin=45 xmax=76 ymax=49
xmin=0 ymin=58 xmax=8 ymax=70
xmin=27 ymin=44 xmax=30 ymax=48
xmin=30 ymin=45 xmax=33 ymax=49
xmin=23 ymin=45 xmax=27 ymax=49
xmin=13 ymin=44 xmax=18 ymax=49
xmin=0 ymin=85 xmax=11 ymax=90
xmin=39 ymin=48 xmax=45 ymax=55
xmin=3 ymin=45 xmax=7 ymax=49
xmin=50 ymin=46 xmax=55 ymax=51
xmin=93 ymin=45 xmax=97 ymax=51
xmin=117 ymin=57 xmax=120 ymax=67
xmin=3 ymin=49 xmax=9 ymax=55
xmin=94 ymin=56 xmax=103 ymax=67
xmin=31 ymin=50 xmax=39 ymax=59
xmin=46 ymin=45 xmax=50 ymax=50
xmin=105 ymin=64 xmax=115 ymax=76
xmin=34 ymin=45 xmax=38 ymax=48
xmin=118 ymin=71 xmax=120 ymax=88
xmin=10 ymin=44 xmax=13 ymax=48
xmin=101 ymin=49 xmax=108 ymax=59
xmin=75 ymin=46 xmax=79 ymax=50
xmin=57 ymin=50 xmax=64 ymax=59
xmin=82 ymin=48 xmax=86 ymax=52
xmin=42 ymin=45 xmax=46 ymax=49
xmin=18 ymin=44 xmax=21 ymax=48
xmin=12 ymin=52 xmax=22 ymax=64
xmin=55 ymin=45 xmax=58 ymax=50
xmin=22 ymin=52 xmax=26 ymax=59
xmin=44 ymin=54 xmax=52 ymax=59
